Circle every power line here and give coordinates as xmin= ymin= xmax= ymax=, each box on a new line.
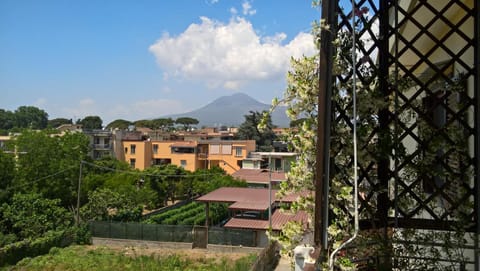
xmin=6 ymin=164 xmax=79 ymax=191
xmin=80 ymin=160 xmax=227 ymax=179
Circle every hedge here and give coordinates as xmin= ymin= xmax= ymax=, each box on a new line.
xmin=0 ymin=229 xmax=74 ymax=267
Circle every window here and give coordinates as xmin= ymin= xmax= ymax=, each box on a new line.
xmin=130 ymin=144 xmax=136 ymax=154
xmin=221 ymin=144 xmax=232 ymax=155
xmin=94 ymin=137 xmax=100 ymax=145
xmin=130 ymin=158 xmax=136 ymax=168
xmin=210 ymin=144 xmax=220 ymax=154
xmin=153 ymin=144 xmax=158 ymax=154
xmin=124 ymin=147 xmax=128 ymax=154
xmin=180 ymin=160 xmax=187 ymax=168
xmin=275 ymin=158 xmax=282 ymax=171
xmin=104 ymin=138 xmax=110 ymax=148
xmin=153 ymin=158 xmax=171 ymax=166
xmin=235 ymin=147 xmax=243 ymax=157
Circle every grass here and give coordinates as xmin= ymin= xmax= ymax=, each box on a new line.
xmin=3 ymin=245 xmax=257 ymax=271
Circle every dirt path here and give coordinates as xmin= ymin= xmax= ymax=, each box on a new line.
xmin=88 ymin=243 xmax=252 ymax=263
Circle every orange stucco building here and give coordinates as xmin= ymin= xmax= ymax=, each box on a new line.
xmin=121 ymin=139 xmax=256 ymax=174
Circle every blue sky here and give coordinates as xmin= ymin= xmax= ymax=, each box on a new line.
xmin=0 ymin=0 xmax=320 ymax=124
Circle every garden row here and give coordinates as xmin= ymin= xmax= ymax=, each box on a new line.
xmin=144 ymin=202 xmax=228 ymax=226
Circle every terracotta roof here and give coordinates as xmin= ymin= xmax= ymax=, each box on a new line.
xmin=196 ymin=187 xmax=277 ymax=204
xmin=224 ymin=209 xmax=309 ymax=231
xmin=229 ymin=201 xmax=270 ymax=211
xmin=232 ymin=169 xmax=286 ymax=184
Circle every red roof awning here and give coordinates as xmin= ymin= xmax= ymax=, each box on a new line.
xmin=224 ymin=209 xmax=309 ymax=231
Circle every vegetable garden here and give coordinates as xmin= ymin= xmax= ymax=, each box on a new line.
xmin=143 ymin=202 xmax=228 ymax=226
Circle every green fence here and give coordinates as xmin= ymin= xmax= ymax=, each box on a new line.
xmin=89 ymin=221 xmax=194 ymax=243
xmin=89 ymin=222 xmax=257 ymax=247
xmin=208 ymin=226 xmax=256 ymax=247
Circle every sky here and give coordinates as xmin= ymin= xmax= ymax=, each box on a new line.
xmin=0 ymin=0 xmax=321 ymax=125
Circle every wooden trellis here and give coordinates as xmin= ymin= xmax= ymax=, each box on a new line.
xmin=316 ymin=0 xmax=479 ymax=263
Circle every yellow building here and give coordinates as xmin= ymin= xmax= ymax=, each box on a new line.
xmin=121 ymin=139 xmax=256 ymax=174
xmin=123 ymin=140 xmax=152 ymax=170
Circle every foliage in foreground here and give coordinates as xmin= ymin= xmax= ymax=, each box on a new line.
xmin=5 ymin=245 xmax=257 ymax=271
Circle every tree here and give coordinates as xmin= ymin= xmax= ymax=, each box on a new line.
xmin=133 ymin=119 xmax=155 ymax=129
xmin=0 ymin=193 xmax=71 ymax=240
xmin=105 ymin=119 xmax=132 ymax=130
xmin=144 ymin=165 xmax=188 ymax=207
xmin=14 ymin=106 xmax=48 ymax=129
xmin=236 ymin=111 xmax=276 ymax=151
xmin=48 ymin=118 xmax=72 ymax=128
xmin=78 ymin=116 xmax=102 ymax=130
xmin=191 ymin=167 xmax=247 ymax=196
xmin=0 ymin=109 xmax=15 ymax=131
xmin=80 ymin=188 xmax=143 ymax=222
xmin=13 ymin=130 xmax=90 ymax=207
xmin=0 ymin=150 xmax=15 ymax=203
xmin=151 ymin=118 xmax=175 ymax=131
xmin=175 ymin=117 xmax=199 ymax=131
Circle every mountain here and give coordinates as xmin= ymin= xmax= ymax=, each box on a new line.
xmin=165 ymin=93 xmax=290 ymax=127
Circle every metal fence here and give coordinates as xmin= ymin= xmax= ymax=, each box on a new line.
xmin=89 ymin=221 xmax=256 ymax=247
xmin=89 ymin=221 xmax=194 ymax=243
xmin=208 ymin=226 xmax=256 ymax=247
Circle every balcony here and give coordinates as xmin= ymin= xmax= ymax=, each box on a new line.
xmin=92 ymin=144 xmax=111 ymax=150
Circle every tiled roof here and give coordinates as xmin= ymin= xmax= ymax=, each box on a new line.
xmin=232 ymin=169 xmax=286 ymax=184
xmin=196 ymin=187 xmax=277 ymax=204
xmin=224 ymin=209 xmax=309 ymax=231
xmin=229 ymin=201 xmax=270 ymax=211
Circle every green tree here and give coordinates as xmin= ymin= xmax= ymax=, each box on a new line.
xmin=144 ymin=165 xmax=188 ymax=207
xmin=152 ymin=118 xmax=175 ymax=131
xmin=48 ymin=118 xmax=72 ymax=128
xmin=105 ymin=119 xmax=132 ymax=130
xmin=13 ymin=130 xmax=90 ymax=207
xmin=0 ymin=193 xmax=71 ymax=240
xmin=133 ymin=119 xmax=154 ymax=129
xmin=0 ymin=150 xmax=15 ymax=203
xmin=191 ymin=167 xmax=247 ymax=196
xmin=80 ymin=188 xmax=142 ymax=222
xmin=78 ymin=116 xmax=102 ymax=129
xmin=236 ymin=110 xmax=276 ymax=151
xmin=175 ymin=117 xmax=199 ymax=131
xmin=14 ymin=106 xmax=48 ymax=129
xmin=0 ymin=109 xmax=15 ymax=131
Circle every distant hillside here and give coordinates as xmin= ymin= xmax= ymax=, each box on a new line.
xmin=165 ymin=93 xmax=290 ymax=127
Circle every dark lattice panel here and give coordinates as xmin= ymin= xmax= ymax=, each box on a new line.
xmin=390 ymin=0 xmax=476 ymax=230
xmin=330 ymin=0 xmax=477 ymax=231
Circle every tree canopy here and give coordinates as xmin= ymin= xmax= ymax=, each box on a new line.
xmin=48 ymin=118 xmax=73 ymax=128
xmin=236 ymin=110 xmax=276 ymax=151
xmin=12 ymin=130 xmax=91 ymax=206
xmin=105 ymin=119 xmax=133 ymax=130
xmin=78 ymin=116 xmax=103 ymax=130
xmin=175 ymin=117 xmax=199 ymax=131
xmin=0 ymin=106 xmax=48 ymax=131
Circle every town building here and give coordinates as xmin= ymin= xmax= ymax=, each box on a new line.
xmin=121 ymin=138 xmax=256 ymax=174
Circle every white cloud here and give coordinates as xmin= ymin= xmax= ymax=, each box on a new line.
xmin=242 ymin=1 xmax=256 ymax=16
xmin=149 ymin=16 xmax=315 ymax=90
xmin=230 ymin=7 xmax=237 ymax=15
xmin=34 ymin=98 xmax=47 ymax=107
